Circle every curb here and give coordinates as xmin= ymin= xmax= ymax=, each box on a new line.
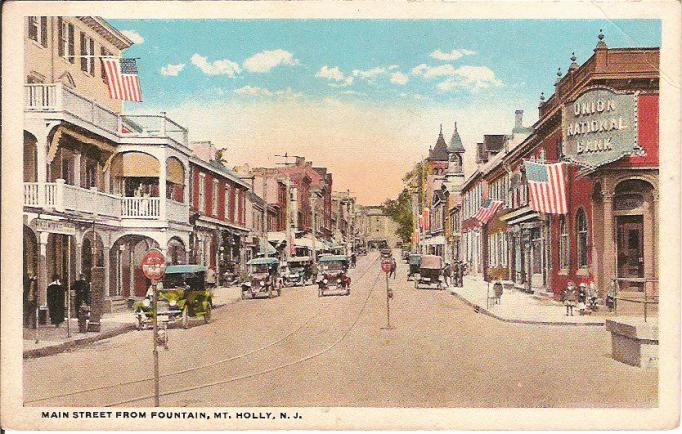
xmin=449 ymin=290 xmax=605 ymax=327
xmin=23 ymin=297 xmax=242 ymax=359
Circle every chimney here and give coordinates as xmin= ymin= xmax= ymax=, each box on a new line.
xmin=514 ymin=110 xmax=524 ymax=129
xmin=190 ymin=141 xmax=217 ymax=163
xmin=295 ymin=156 xmax=305 ymax=167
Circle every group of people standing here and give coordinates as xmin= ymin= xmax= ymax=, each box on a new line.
xmin=23 ymin=273 xmax=91 ymax=328
xmin=442 ymin=261 xmax=465 ymax=287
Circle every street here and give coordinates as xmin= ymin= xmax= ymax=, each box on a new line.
xmin=23 ymin=251 xmax=656 ymax=408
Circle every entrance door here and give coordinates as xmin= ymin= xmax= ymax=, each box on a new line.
xmin=530 ymin=228 xmax=544 ymax=289
xmin=617 ymin=215 xmax=644 ymax=291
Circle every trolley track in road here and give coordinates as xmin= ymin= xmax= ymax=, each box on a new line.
xmin=25 ymin=254 xmax=381 ymax=406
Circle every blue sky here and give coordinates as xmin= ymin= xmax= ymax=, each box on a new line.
xmin=109 ymin=19 xmax=661 ymax=204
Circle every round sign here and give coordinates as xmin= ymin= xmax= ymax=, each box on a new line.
xmin=141 ymin=248 xmax=167 ymax=281
xmin=381 ymin=259 xmax=392 ymax=273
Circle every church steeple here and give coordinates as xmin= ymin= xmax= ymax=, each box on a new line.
xmin=429 ymin=123 xmax=449 ymax=162
xmin=447 ymin=121 xmax=465 ymax=154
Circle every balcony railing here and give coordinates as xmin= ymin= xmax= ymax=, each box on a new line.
xmin=23 ymin=181 xmax=185 ymax=221
xmin=24 ymin=83 xmax=188 ymax=147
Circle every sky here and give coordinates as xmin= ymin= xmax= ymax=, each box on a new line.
xmin=109 ymin=19 xmax=661 ymax=205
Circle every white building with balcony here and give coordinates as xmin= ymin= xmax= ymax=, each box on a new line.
xmin=23 ymin=16 xmax=194 ymax=311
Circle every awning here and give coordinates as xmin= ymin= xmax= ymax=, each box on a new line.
xmin=267 ymin=231 xmax=286 ymax=242
xmin=166 ymin=157 xmax=185 ymax=185
xmin=47 ymin=125 xmax=117 ymax=165
xmin=500 ymin=206 xmax=541 ymax=226
xmin=422 ymin=235 xmax=446 ymax=246
xmin=260 ymin=242 xmax=276 ymax=255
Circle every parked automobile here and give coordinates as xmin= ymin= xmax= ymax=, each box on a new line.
xmin=414 ymin=255 xmax=445 ymax=290
xmin=284 ymin=256 xmax=313 ymax=287
xmin=133 ymin=264 xmax=212 ymax=330
xmin=317 ymin=255 xmax=351 ymax=296
xmin=241 ymin=257 xmax=282 ymax=299
xmin=407 ymin=254 xmax=422 ymax=281
xmin=401 ymin=249 xmax=410 ymax=262
xmin=380 ymin=248 xmax=392 ymax=259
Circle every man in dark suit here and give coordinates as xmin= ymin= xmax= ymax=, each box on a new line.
xmin=73 ymin=273 xmax=91 ymax=312
xmin=46 ymin=275 xmax=65 ymax=327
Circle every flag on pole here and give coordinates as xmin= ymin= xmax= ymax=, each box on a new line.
xmin=473 ymin=199 xmax=503 ymax=225
xmin=102 ymin=57 xmax=142 ymax=102
xmin=524 ymin=160 xmax=567 ymax=214
xmin=422 ymin=207 xmax=430 ymax=232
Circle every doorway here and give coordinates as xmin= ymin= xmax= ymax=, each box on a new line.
xmin=616 ymin=215 xmax=644 ymax=291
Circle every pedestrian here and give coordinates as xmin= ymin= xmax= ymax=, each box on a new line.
xmin=587 ymin=282 xmax=599 ymax=311
xmin=73 ymin=273 xmax=91 ymax=312
xmin=443 ymin=262 xmax=452 ymax=287
xmin=562 ymin=281 xmax=577 ymax=316
xmin=23 ymin=272 xmax=37 ymax=328
xmin=389 ymin=257 xmax=397 ymax=279
xmin=493 ymin=280 xmax=504 ymax=304
xmin=206 ymin=266 xmax=217 ymax=288
xmin=46 ymin=274 xmax=66 ymax=327
xmin=311 ymin=261 xmax=319 ymax=283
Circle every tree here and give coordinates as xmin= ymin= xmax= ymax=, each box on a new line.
xmin=384 ymin=188 xmax=413 ymax=244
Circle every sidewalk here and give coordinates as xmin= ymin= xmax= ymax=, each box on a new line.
xmin=448 ymin=275 xmax=610 ymax=326
xmin=23 ymin=286 xmax=242 ymax=358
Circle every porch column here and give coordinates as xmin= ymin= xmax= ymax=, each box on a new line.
xmin=159 ymin=157 xmax=167 ymax=220
xmin=35 ymin=129 xmax=48 ymax=184
xmin=74 ymin=239 xmax=82 ymax=277
xmin=642 ymin=192 xmax=657 ymax=295
xmin=37 ymin=232 xmax=49 ymax=306
xmin=73 ymin=152 xmax=81 ymax=188
xmin=601 ymin=194 xmax=615 ymax=296
xmin=128 ymin=242 xmax=135 ymax=295
xmin=103 ymin=242 xmax=111 ymax=297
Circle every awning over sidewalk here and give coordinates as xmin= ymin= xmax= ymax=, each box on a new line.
xmin=422 ymin=235 xmax=446 ymax=246
xmin=499 ymin=206 xmax=540 ymax=226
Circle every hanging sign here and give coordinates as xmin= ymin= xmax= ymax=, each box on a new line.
xmin=141 ymin=248 xmax=166 ymax=281
xmin=562 ymin=88 xmax=638 ymax=168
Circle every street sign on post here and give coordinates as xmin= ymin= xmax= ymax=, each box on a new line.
xmin=141 ymin=248 xmax=166 ymax=407
xmin=380 ymin=259 xmax=394 ymax=330
xmin=381 ymin=259 xmax=392 ymax=273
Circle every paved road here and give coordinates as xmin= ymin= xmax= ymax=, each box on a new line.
xmin=24 ymin=252 xmax=656 ymax=408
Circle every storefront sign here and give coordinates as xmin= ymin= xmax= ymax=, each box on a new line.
xmin=562 ymin=88 xmax=638 ymax=168
xmin=34 ymin=219 xmax=76 ymax=235
xmin=614 ymin=193 xmax=644 ymax=211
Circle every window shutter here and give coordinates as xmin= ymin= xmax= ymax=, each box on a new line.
xmin=80 ymin=32 xmax=87 ymax=71
xmin=28 ymin=17 xmax=38 ymax=41
xmin=68 ymin=24 xmax=75 ymax=63
xmin=57 ymin=18 xmax=64 ymax=56
xmin=40 ymin=17 xmax=48 ymax=47
xmin=89 ymin=39 xmax=95 ymax=73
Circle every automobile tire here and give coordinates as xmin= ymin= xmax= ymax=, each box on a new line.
xmin=136 ymin=316 xmax=144 ymax=331
xmin=204 ymin=304 xmax=211 ymax=324
xmin=181 ymin=306 xmax=189 ymax=329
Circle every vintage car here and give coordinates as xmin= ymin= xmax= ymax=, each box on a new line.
xmin=407 ymin=254 xmax=422 ymax=280
xmin=283 ymin=256 xmax=313 ymax=287
xmin=414 ymin=255 xmax=445 ymax=290
xmin=401 ymin=249 xmax=410 ymax=262
xmin=317 ymin=255 xmax=351 ymax=296
xmin=380 ymin=248 xmax=392 ymax=259
xmin=133 ymin=264 xmax=212 ymax=330
xmin=241 ymin=257 xmax=282 ymax=299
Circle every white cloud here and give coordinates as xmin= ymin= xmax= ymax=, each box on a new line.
xmin=388 ymin=64 xmax=400 ymax=70
xmin=390 ymin=71 xmax=409 ymax=85
xmin=243 ymin=49 xmax=299 ymax=73
xmin=436 ymin=66 xmax=503 ymax=92
xmin=233 ymin=85 xmax=303 ymax=99
xmin=412 ymin=64 xmax=457 ymax=79
xmin=160 ymin=63 xmax=185 ymax=77
xmin=352 ymin=67 xmax=386 ymax=81
xmin=316 ymin=65 xmax=346 ymax=82
xmin=191 ymin=53 xmax=241 ymax=77
xmin=121 ymin=30 xmax=144 ymax=44
xmin=430 ymin=48 xmax=476 ymax=61
xmin=316 ymin=65 xmax=354 ymax=87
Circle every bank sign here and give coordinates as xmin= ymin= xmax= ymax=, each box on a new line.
xmin=562 ymin=88 xmax=638 ymax=168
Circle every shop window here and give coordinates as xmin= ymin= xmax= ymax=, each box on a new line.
xmin=576 ymin=209 xmax=588 ymax=269
xmin=559 ymin=216 xmax=569 ymax=269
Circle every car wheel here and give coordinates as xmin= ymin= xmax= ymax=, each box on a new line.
xmin=181 ymin=306 xmax=189 ymax=329
xmin=136 ymin=316 xmax=144 ymax=331
xmin=204 ymin=304 xmax=212 ymax=324
xmin=267 ymin=288 xmax=273 ymax=298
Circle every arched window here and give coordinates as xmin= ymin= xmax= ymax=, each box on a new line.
xmin=576 ymin=209 xmax=588 ymax=269
xmin=559 ymin=216 xmax=569 ymax=269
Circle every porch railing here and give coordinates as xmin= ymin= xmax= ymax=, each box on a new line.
xmin=121 ymin=197 xmax=161 ymax=218
xmin=166 ymin=198 xmax=189 ymax=223
xmin=24 ymin=83 xmax=188 ymax=146
xmin=611 ymin=277 xmax=659 ymax=322
xmin=23 ymin=182 xmax=57 ymax=207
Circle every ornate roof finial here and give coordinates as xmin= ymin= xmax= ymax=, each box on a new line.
xmin=540 ymin=91 xmax=545 ymax=102
xmin=569 ymin=51 xmax=579 ymax=71
xmin=555 ymin=67 xmax=562 ymax=85
xmin=596 ymin=28 xmax=607 ymax=49
xmin=440 ymin=123 xmax=443 ymax=135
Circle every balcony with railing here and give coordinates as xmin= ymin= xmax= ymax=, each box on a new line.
xmin=23 ymin=180 xmax=189 ymax=223
xmin=24 ymin=82 xmax=189 ymax=148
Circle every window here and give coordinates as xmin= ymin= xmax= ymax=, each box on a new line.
xmin=80 ymin=32 xmax=95 ymax=74
xmin=28 ymin=17 xmax=48 ymax=47
xmin=224 ymin=187 xmax=230 ymax=219
xmin=559 ymin=216 xmax=569 ymax=269
xmin=212 ymin=179 xmax=219 ymax=216
xmin=198 ymin=173 xmax=206 ymax=213
xmin=28 ymin=17 xmax=38 ymax=41
xmin=58 ymin=21 xmax=76 ymax=63
xmin=576 ymin=209 xmax=588 ymax=269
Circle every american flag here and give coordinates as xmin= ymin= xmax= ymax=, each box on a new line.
xmin=524 ymin=161 xmax=567 ymax=214
xmin=102 ymin=57 xmax=142 ymax=102
xmin=473 ymin=199 xmax=503 ymax=225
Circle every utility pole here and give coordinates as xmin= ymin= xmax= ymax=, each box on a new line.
xmin=311 ymin=196 xmax=317 ymax=263
xmin=261 ymin=176 xmax=268 ymax=257
xmin=152 ymin=279 xmax=160 ymax=407
xmin=285 ymin=177 xmax=292 ymax=260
